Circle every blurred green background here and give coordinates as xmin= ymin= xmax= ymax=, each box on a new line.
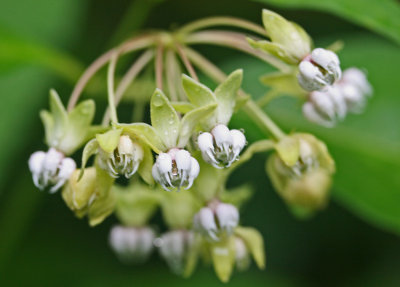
xmin=0 ymin=0 xmax=399 ymax=286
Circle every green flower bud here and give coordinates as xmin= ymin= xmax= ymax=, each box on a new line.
xmin=267 ymin=133 xmax=335 ymax=217
xmin=62 ymin=166 xmax=115 ymax=226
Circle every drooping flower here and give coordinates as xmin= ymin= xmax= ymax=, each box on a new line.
xmin=193 ymin=201 xmax=239 ymax=241
xmin=157 ymin=230 xmax=195 ymax=275
xmin=98 ymin=135 xmax=144 ymax=179
xmin=28 ymin=148 xmax=76 ymax=193
xmin=298 ymin=48 xmax=341 ymax=91
xmin=152 ymin=148 xmax=200 ymax=191
xmin=197 ymin=124 xmax=246 ymax=168
xmin=302 ymin=86 xmax=347 ymax=127
xmin=109 ymin=225 xmax=155 ymax=263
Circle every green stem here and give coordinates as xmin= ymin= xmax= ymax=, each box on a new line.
xmin=179 ymin=16 xmax=266 ymax=36
xmin=184 ymin=46 xmax=286 ymax=140
xmin=107 ymin=52 xmax=119 ymax=124
xmin=183 ymin=30 xmax=289 ymax=72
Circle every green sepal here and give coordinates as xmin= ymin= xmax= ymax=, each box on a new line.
xmin=181 ymin=74 xmax=217 ymax=107
xmin=177 ymin=103 xmax=217 ymax=148
xmin=260 ymin=71 xmax=306 ymax=97
xmin=214 ymin=69 xmax=243 ymax=125
xmin=116 ymin=122 xmax=165 ymax=153
xmin=113 ymin=182 xmax=161 ymax=226
xmin=234 ymin=226 xmax=266 ymax=270
xmin=41 ymin=89 xmax=96 ymax=155
xmin=274 ymin=136 xmax=300 ymax=167
xmin=247 ymin=38 xmax=298 ymax=65
xmin=138 ymin=143 xmax=155 ymax=185
xmin=79 ymin=138 xmax=99 ymax=180
xmin=183 ymin=234 xmax=204 ymax=278
xmin=219 ymin=184 xmax=254 ymax=209
xmin=59 ymin=99 xmax=95 ymax=154
xmin=151 ymin=89 xmax=180 ymax=148
xmin=171 ymin=101 xmax=195 ymax=114
xmin=261 ymin=9 xmax=311 ymax=61
xmin=160 ymin=189 xmax=201 ymax=229
xmin=96 ymin=129 xmax=122 ymax=153
xmin=88 ymin=165 xmax=116 ymax=226
xmin=209 ymin=237 xmax=236 ymax=283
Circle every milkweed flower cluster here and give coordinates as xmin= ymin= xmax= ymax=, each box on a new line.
xmin=27 ymin=8 xmax=371 ymax=282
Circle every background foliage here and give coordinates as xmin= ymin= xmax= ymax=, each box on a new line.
xmin=0 ymin=0 xmax=399 ymax=286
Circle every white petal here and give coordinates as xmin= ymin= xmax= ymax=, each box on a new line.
xmin=230 ymin=129 xmax=246 ymax=156
xmin=211 ymin=124 xmax=232 ymax=153
xmin=302 ymin=102 xmax=335 ymax=128
xmin=118 ymin=135 xmax=135 ymax=155
xmin=28 ymin=151 xmax=46 ymax=174
xmin=43 ymin=148 xmax=63 ymax=174
xmin=156 ymin=153 xmax=172 ymax=174
xmin=197 ymin=132 xmax=214 ymax=153
xmin=186 ymin=157 xmax=200 ymax=190
xmin=175 ymin=149 xmax=192 ymax=172
xmin=215 ymin=203 xmax=239 ymax=234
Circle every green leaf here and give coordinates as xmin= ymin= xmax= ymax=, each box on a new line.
xmin=39 ymin=110 xmax=54 ymax=147
xmin=214 ymin=69 xmax=243 ymax=125
xmin=181 ymin=74 xmax=217 ymax=107
xmin=255 ymin=0 xmax=400 ymax=45
xmin=95 ymin=129 xmax=122 ymax=154
xmin=138 ymin=143 xmax=155 ymax=185
xmin=116 ymin=122 xmax=165 ymax=153
xmin=150 ymin=89 xmax=180 ymax=148
xmin=79 ymin=138 xmax=99 ymax=180
xmin=177 ymin=103 xmax=217 ymax=148
xmin=261 ymin=9 xmax=311 ymax=60
xmin=183 ymin=235 xmax=203 ymax=278
xmin=234 ymin=227 xmax=266 ymax=269
xmin=210 ymin=238 xmax=236 ymax=283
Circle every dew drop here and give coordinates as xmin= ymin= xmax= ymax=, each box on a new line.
xmin=153 ymin=95 xmax=163 ymax=107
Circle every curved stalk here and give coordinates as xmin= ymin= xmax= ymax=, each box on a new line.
xmin=102 ymin=49 xmax=154 ymax=125
xmin=155 ymin=44 xmax=164 ymax=89
xmin=183 ymin=30 xmax=290 ymax=72
xmin=175 ymin=43 xmax=198 ymax=81
xmin=107 ymin=52 xmax=119 ymax=124
xmin=67 ymin=34 xmax=157 ymax=111
xmin=179 ymin=16 xmax=266 ymax=37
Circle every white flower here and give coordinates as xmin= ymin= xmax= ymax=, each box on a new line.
xmin=298 ymin=48 xmax=341 ymax=91
xmin=197 ymin=124 xmax=246 ymax=168
xmin=338 ymin=68 xmax=372 ymax=113
xmin=28 ymin=148 xmax=76 ymax=193
xmin=193 ymin=202 xmax=239 ymax=241
xmin=98 ymin=135 xmax=144 ymax=179
xmin=152 ymin=148 xmax=200 ymax=191
xmin=109 ymin=225 xmax=155 ymax=263
xmin=302 ymin=86 xmax=347 ymax=127
xmin=157 ymin=230 xmax=194 ymax=275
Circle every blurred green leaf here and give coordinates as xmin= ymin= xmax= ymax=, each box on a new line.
xmin=255 ymin=0 xmax=400 ymax=45
xmin=226 ymin=34 xmax=400 ymax=234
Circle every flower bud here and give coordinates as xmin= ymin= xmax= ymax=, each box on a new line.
xmin=157 ymin=230 xmax=194 ymax=275
xmin=98 ymin=135 xmax=144 ymax=179
xmin=298 ymin=48 xmax=341 ymax=91
xmin=197 ymin=124 xmax=246 ymax=168
xmin=267 ymin=134 xmax=335 ymax=216
xmin=193 ymin=202 xmax=239 ymax=241
xmin=152 ymin=148 xmax=199 ymax=191
xmin=109 ymin=225 xmax=155 ymax=263
xmin=28 ymin=148 xmax=76 ymax=193
xmin=302 ymin=86 xmax=347 ymax=127
xmin=338 ymin=68 xmax=372 ymax=113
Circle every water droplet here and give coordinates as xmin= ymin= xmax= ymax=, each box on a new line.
xmin=153 ymin=95 xmax=163 ymax=107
